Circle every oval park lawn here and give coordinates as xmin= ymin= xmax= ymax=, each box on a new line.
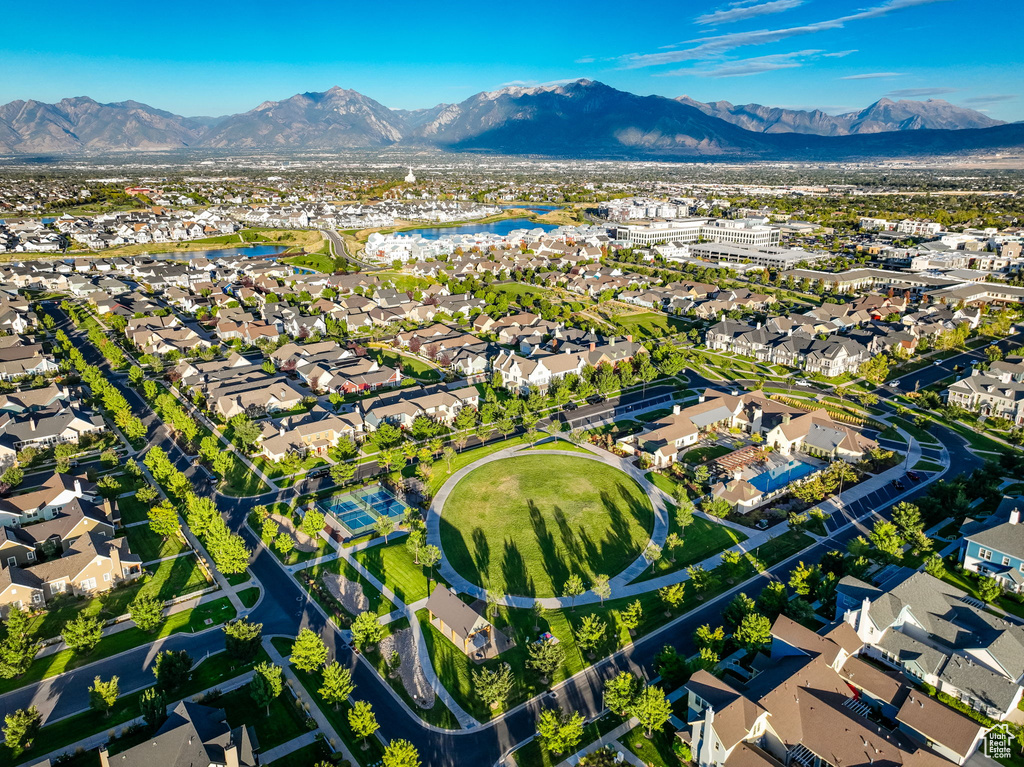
xmin=439 ymin=454 xmax=654 ymax=597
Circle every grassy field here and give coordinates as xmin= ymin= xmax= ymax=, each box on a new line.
xmin=518 ymin=439 xmax=593 ymax=455
xmin=439 ymin=455 xmax=654 ymax=598
xmin=352 ymin=538 xmax=449 ymax=604
xmin=635 ymin=516 xmax=747 ymax=582
xmin=369 ymin=348 xmax=441 ymax=381
xmin=607 ymin=312 xmax=691 ymax=340
xmin=124 ymin=525 xmax=187 ymax=562
xmin=266 ymin=741 xmax=334 ymax=767
xmin=117 ymin=494 xmax=150 ymax=524
xmin=912 ymin=459 xmax=945 ymax=472
xmin=620 ymin=724 xmax=685 ymax=766
xmin=376 ymin=271 xmax=435 ymax=291
xmin=412 ymin=433 xmax=534 ymax=496
xmin=890 ymin=416 xmax=941 ymax=446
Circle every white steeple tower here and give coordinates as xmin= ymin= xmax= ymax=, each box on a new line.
xmin=404 ymin=167 xmax=416 ymax=183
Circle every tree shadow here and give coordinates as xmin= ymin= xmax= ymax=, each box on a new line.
xmin=501 ymin=540 xmax=534 ymax=597
xmin=471 ymin=527 xmax=491 ymax=585
xmin=529 ymin=499 xmax=569 ymax=593
xmin=553 ymin=506 xmax=583 ymax=563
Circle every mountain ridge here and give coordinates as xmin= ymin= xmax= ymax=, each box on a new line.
xmin=0 ymin=80 xmax=1019 ymax=159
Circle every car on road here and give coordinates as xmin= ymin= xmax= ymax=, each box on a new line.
xmin=586 ymin=395 xmax=603 ymax=405
xmin=564 ymin=402 xmax=578 ymax=412
xmin=907 ymin=471 xmax=921 ymax=481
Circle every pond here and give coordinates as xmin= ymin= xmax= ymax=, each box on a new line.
xmin=402 ymin=217 xmax=558 ymax=240
xmin=151 ymin=245 xmax=290 ymax=260
xmin=500 ymin=204 xmax=561 ymax=214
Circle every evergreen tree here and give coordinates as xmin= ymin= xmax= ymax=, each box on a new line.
xmin=3 ymin=706 xmax=40 ymax=756
xmin=62 ymin=615 xmax=102 ymax=655
xmin=471 ymin=662 xmax=514 ymax=710
xmin=154 ymin=649 xmax=192 ymax=692
xmin=129 ymin=594 xmax=164 ymax=633
xmin=140 ymin=687 xmax=166 ymax=728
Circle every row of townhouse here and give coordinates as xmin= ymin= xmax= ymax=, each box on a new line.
xmin=946 ymin=356 xmax=1024 ymax=425
xmin=0 ymin=472 xmax=142 ymax=616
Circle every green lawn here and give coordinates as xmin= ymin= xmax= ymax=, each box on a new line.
xmin=238 ymin=586 xmax=261 ymax=608
xmin=266 ymin=741 xmax=335 ymax=767
xmin=620 ymin=723 xmax=686 ymax=766
xmin=375 ymin=271 xmax=436 ymax=291
xmin=610 ymin=312 xmax=691 ymax=340
xmin=117 ymin=494 xmax=150 ymax=524
xmin=0 ymin=649 xmax=269 ymax=767
xmin=211 ymin=683 xmax=310 ymax=751
xmin=0 ymin=597 xmax=235 ymax=696
xmin=220 ymin=454 xmax=273 ymax=497
xmin=439 ymin=455 xmax=654 ymax=597
xmin=681 ymin=444 xmax=732 ymax=464
xmin=248 ymin=509 xmax=332 ymax=565
xmin=890 ymin=416 xmax=941 ymax=446
xmin=518 ymin=438 xmax=593 ymax=455
xmin=912 ymin=459 xmax=945 ymax=472
xmin=513 ymin=713 xmax=624 ymax=767
xmin=635 ymin=516 xmax=748 ymax=582
xmin=281 ymin=251 xmax=335 ymax=273
xmin=645 ymin=470 xmax=685 ymax=497
xmin=124 ymin=525 xmax=186 ymax=562
xmin=369 ymin=348 xmax=441 ymax=381
xmin=419 ymin=433 xmax=533 ymax=496
xmin=352 ymin=538 xmax=449 ymax=604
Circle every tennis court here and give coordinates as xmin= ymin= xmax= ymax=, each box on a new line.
xmin=320 ymin=484 xmax=407 ymax=537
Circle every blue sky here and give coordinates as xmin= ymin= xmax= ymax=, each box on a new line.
xmin=1 ymin=0 xmax=1020 ymax=121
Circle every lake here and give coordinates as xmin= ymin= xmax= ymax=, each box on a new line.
xmin=403 ymin=217 xmax=558 ymax=240
xmin=151 ymin=245 xmax=290 ymax=260
xmin=500 ymin=204 xmax=560 ymax=214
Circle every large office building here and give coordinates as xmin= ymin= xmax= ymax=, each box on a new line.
xmin=614 ymin=217 xmax=781 ymax=248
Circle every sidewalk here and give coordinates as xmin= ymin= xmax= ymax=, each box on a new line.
xmin=265 ymin=638 xmax=361 ymax=766
xmin=257 ymin=731 xmax=322 ymax=763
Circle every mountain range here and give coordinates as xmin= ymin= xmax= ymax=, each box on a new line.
xmin=1 ymin=79 xmax=1021 ymax=160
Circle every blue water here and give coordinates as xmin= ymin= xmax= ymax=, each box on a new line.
xmin=500 ymin=204 xmax=560 ymax=214
xmin=403 ymin=217 xmax=558 ymax=240
xmin=748 ymin=460 xmax=817 ymax=494
xmin=152 ymin=245 xmax=289 ymax=260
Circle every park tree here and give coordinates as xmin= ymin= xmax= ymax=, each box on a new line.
xmin=658 ymin=582 xmax=686 ymax=615
xmin=348 ymin=700 xmax=379 ymax=749
xmin=574 ymin=615 xmax=607 ymax=658
xmin=472 ymin=662 xmax=515 ymax=710
xmin=89 ymin=675 xmax=120 ymax=716
xmin=735 ymin=613 xmax=772 ymax=652
xmin=664 ymin=532 xmax=682 ymax=562
xmin=373 ymin=515 xmax=397 ymax=543
xmin=891 ymin=502 xmax=923 ymax=539
xmin=129 ymin=594 xmax=164 ymax=632
xmin=420 ymin=545 xmax=442 ymax=584
xmin=140 ymin=687 xmax=166 ymax=728
xmin=274 ymin=531 xmax=295 ymax=558
xmin=632 ymin=684 xmax=673 ymax=738
xmin=537 ymin=708 xmax=585 ymax=756
xmin=301 ymin=508 xmax=325 ymax=537
xmin=704 ymin=497 xmax=731 ymax=518
xmin=604 ymin=671 xmax=641 ymax=717
xmin=3 ymin=706 xmax=40 ymax=756
xmin=223 ymin=618 xmax=263 ymax=664
xmin=320 ymin=662 xmax=355 ymax=710
xmin=211 ymin=533 xmax=250 ymax=575
xmin=527 ymin=639 xmax=565 ymax=683
xmin=63 ymin=615 xmax=102 ymax=655
xmin=619 ymin=600 xmax=643 ymax=636
xmin=292 ymin=628 xmax=329 ymax=672
xmin=644 ymin=542 xmax=663 ymax=564
xmin=350 ymin=611 xmax=385 ymax=650
xmin=382 ymin=739 xmax=421 ymax=767
xmin=592 ymin=574 xmax=611 ymax=605
xmin=154 ymin=649 xmax=193 ymax=692
xmin=562 ymin=574 xmax=585 ymax=609
xmin=250 ymin=662 xmax=283 ymax=715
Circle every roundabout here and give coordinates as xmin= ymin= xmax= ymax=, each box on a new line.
xmin=437 ymin=452 xmax=656 ymax=598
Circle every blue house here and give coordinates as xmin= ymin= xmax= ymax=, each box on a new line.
xmin=961 ymin=504 xmax=1024 ymax=592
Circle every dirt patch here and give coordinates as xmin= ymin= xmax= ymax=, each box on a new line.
xmin=271 ymin=513 xmax=318 ymax=552
xmin=320 ymin=571 xmax=369 ymax=615
xmin=379 ymin=627 xmax=436 ymax=709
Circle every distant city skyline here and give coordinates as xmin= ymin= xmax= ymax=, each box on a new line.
xmin=1 ymin=0 xmax=1020 ymax=121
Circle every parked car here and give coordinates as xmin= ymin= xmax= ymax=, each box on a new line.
xmin=308 ymin=468 xmax=329 ymax=479
xmin=907 ymin=470 xmax=921 ymax=481
xmin=564 ymin=402 xmax=578 ymax=412
xmin=586 ymin=394 xmax=603 ymax=405
xmin=891 ymin=479 xmax=906 ymax=491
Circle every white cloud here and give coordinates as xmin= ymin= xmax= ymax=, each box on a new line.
xmin=840 ymin=72 xmax=904 ymax=80
xmin=823 ymin=49 xmax=857 ymax=58
xmin=695 ymin=0 xmax=804 ymax=26
xmin=886 ymin=87 xmax=957 ymax=97
xmin=575 ymin=57 xmax=595 ymax=64
xmin=666 ymin=49 xmax=824 ymax=78
xmin=963 ymin=94 xmax=1017 ymax=104
xmin=624 ymin=0 xmax=950 ymax=69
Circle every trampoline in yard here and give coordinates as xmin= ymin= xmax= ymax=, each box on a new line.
xmin=320 ymin=484 xmax=407 ymax=537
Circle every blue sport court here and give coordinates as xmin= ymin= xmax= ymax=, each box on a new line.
xmin=320 ymin=484 xmax=407 ymax=537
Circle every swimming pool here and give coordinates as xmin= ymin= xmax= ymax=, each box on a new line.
xmin=747 ymin=460 xmax=817 ymax=494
